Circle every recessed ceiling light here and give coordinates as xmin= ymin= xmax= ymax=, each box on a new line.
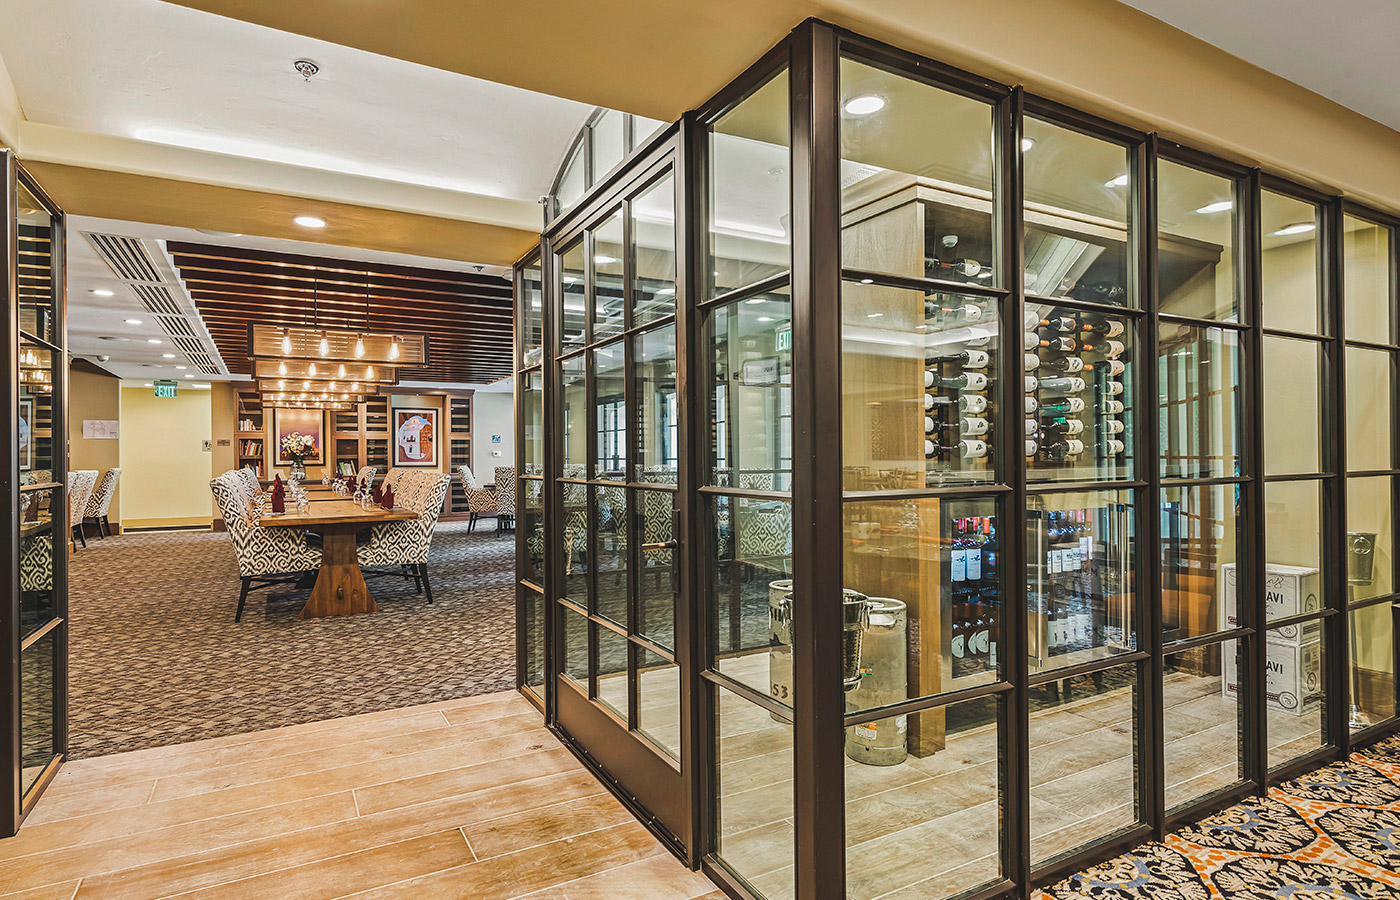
xmin=843 ymin=95 xmax=885 ymax=116
xmin=1021 ymin=137 xmax=1036 ymax=152
xmin=91 ymin=289 xmax=115 ymax=297
xmin=859 ymin=278 xmax=874 ymax=285
xmin=757 ymin=316 xmax=774 ymax=322
xmin=162 ymin=353 xmax=176 ymax=358
xmin=867 ymin=312 xmax=884 ymax=318
xmin=294 ymin=215 xmax=326 ymax=228
xmin=184 ymin=373 xmax=194 ymax=378
xmin=593 ymin=255 xmax=619 ymax=265
xmin=1105 ymin=174 xmax=1129 ymax=188
xmin=175 ymin=365 xmax=187 ymax=370
xmin=1271 ymin=221 xmax=1316 ymax=236
xmin=144 ymin=383 xmax=154 ymax=388
xmin=745 ymin=298 xmax=765 ymax=305
xmin=1194 ymin=200 xmax=1233 ymax=214
xmin=125 ymin=318 xmax=143 ymax=325
xmin=147 ymin=338 xmax=162 ymax=344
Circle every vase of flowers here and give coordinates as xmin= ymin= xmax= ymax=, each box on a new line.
xmin=281 ymin=432 xmax=317 ymax=485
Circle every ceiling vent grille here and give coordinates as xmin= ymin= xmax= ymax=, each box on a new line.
xmin=86 ymin=233 xmax=162 ymax=283
xmin=157 ymin=315 xmax=198 ymax=339
xmin=131 ymin=283 xmax=183 ymax=316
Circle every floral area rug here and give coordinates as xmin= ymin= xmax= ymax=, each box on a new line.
xmin=1039 ymin=734 xmax=1400 ymax=900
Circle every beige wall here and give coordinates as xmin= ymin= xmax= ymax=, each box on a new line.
xmin=118 ymin=386 xmax=213 ymax=529
xmin=473 ymin=391 xmax=515 ymax=485
xmin=68 ymin=367 xmax=122 ymax=526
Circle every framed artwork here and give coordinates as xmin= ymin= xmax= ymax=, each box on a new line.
xmin=18 ymin=398 xmax=33 ymax=471
xmin=273 ymin=408 xmax=326 ymax=466
xmin=394 ymin=407 xmax=438 ymax=467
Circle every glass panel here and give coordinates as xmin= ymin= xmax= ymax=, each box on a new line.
xmin=633 ymin=173 xmax=677 ymax=326
xmin=709 ymin=69 xmax=790 ymax=297
xmin=1345 ymin=215 xmax=1393 ymax=343
xmin=1157 ymin=160 xmax=1239 ymax=322
xmin=521 ymin=369 xmax=543 ymax=476
xmin=18 ymin=181 xmax=56 ymax=344
xmin=522 ymin=478 xmax=544 ymax=587
xmin=632 ymin=115 xmax=667 ymax=149
xmin=1346 ymin=346 xmax=1391 ymax=472
xmin=1026 ymin=305 xmax=1134 ymax=483
xmin=1347 ymin=477 xmax=1393 ymax=603
xmin=594 ymin=485 xmax=628 ymax=626
xmin=19 ymin=342 xmax=56 ymax=477
xmin=522 ymin=587 xmax=546 ymax=696
xmin=592 ymin=109 xmax=626 ymax=181
xmin=556 ymin=141 xmax=586 ymax=216
xmin=520 ymin=264 xmax=543 ymax=367
xmin=1023 ymin=119 xmax=1130 ymax=305
xmin=1261 ymin=190 xmax=1322 ymax=334
xmin=560 ymin=240 xmax=587 ymax=348
xmin=560 ymin=480 xmax=588 ymax=606
xmin=844 ymin=696 xmax=1002 ymax=900
xmin=711 ymin=495 xmax=794 ymax=704
xmin=1265 ymin=623 xmax=1327 ymax=768
xmin=1349 ymin=603 xmax=1396 ymax=729
xmin=637 ymin=488 xmax=676 ymax=650
xmin=638 ymin=649 xmax=680 ymax=759
xmin=1162 ymin=484 xmax=1239 ymax=643
xmin=21 ymin=630 xmax=58 ymax=796
xmin=1028 ymin=491 xmax=1136 ymax=674
xmin=1264 ymin=480 xmax=1324 ymax=621
xmin=19 ymin=524 xmax=56 ymax=639
xmin=1029 ymin=662 xmax=1138 ymax=863
xmin=839 ymin=58 xmax=995 ymax=286
xmin=844 ymin=497 xmax=1000 ymax=714
xmin=843 ymin=281 xmax=999 ymax=490
xmin=715 ymin=684 xmax=794 ymax=900
xmin=1165 ymin=642 xmax=1243 ymax=809
xmin=560 ymin=355 xmax=586 ymax=473
xmin=635 ymin=325 xmax=678 ymax=485
xmin=1158 ymin=324 xmax=1241 ymax=479
xmin=592 ymin=211 xmax=625 ymax=341
xmin=596 ymin=625 xmax=629 ymax=718
xmin=709 ymin=290 xmax=793 ymax=492
xmin=593 ymin=342 xmax=626 ymax=479
xmin=1263 ymin=336 xmax=1323 ymax=476
xmin=561 ymin=605 xmax=589 ymax=686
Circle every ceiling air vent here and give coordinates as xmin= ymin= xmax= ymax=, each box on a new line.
xmin=85 ymin=233 xmax=162 ymax=283
xmin=130 ymin=283 xmax=184 ymax=316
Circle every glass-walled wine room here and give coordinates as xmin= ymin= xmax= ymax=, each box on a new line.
xmin=515 ymin=19 xmax=1400 ymax=900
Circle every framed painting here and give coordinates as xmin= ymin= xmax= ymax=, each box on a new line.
xmin=273 ymin=408 xmax=326 ymax=466
xmin=394 ymin=407 xmax=438 ymax=467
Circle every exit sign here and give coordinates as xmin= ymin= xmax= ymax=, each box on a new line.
xmin=154 ymin=380 xmax=178 ymax=398
xmin=775 ymin=324 xmax=791 ymax=352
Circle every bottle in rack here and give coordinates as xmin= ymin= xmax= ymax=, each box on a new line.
xmin=929 ymin=416 xmax=991 ymax=437
xmin=925 ymin=438 xmax=989 ymax=460
xmin=926 ymin=348 xmax=991 ymax=369
xmin=930 ymin=371 xmax=990 ymax=391
xmin=1040 ymin=396 xmax=1086 ymax=414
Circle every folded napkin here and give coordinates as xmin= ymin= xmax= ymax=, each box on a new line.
xmin=371 ymin=484 xmax=382 ymax=505
xmin=270 ymin=486 xmax=286 ymax=514
xmin=272 ymin=474 xmax=283 ymax=492
xmin=381 ymin=485 xmax=395 ymax=509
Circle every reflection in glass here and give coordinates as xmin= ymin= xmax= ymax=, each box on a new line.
xmin=638 ymin=650 xmax=681 ymax=759
xmin=635 ymin=325 xmax=678 ymax=484
xmin=522 ymin=370 xmax=543 ymax=476
xmin=842 ymin=281 xmax=998 ymax=490
xmin=561 ymin=355 xmax=586 ymax=472
xmin=709 ymin=291 xmax=793 ymax=492
xmin=1263 ymin=336 xmax=1322 ymax=476
xmin=522 ymin=588 xmax=546 ymax=696
xmin=1349 ymin=603 xmax=1395 ymax=729
xmin=711 ymin=495 xmax=793 ymax=704
xmin=19 ymin=519 xmax=55 ymax=638
xmin=1023 ymin=119 xmax=1130 ymax=304
xmin=1165 ymin=642 xmax=1243 ymax=809
xmin=596 ymin=624 xmax=629 ymax=718
xmin=593 ymin=212 xmax=626 ymax=341
xmin=1261 ymin=190 xmax=1322 ymax=335
xmin=637 ymin=488 xmax=676 ymax=650
xmin=844 ymin=697 xmax=1002 ymax=900
xmin=18 ymin=181 xmax=57 ymax=344
xmin=1162 ymin=485 xmax=1239 ymax=643
xmin=560 ymin=478 xmax=588 ymax=606
xmin=1028 ymin=491 xmax=1135 ymax=674
xmin=839 ymin=58 xmax=995 ymax=286
xmin=593 ymin=343 xmax=627 ymax=478
xmin=1265 ymin=623 xmax=1326 ymax=768
xmin=562 ymin=606 xmax=589 ymax=686
xmin=843 ymin=498 xmax=999 ymax=717
xmin=1158 ymin=324 xmax=1241 ymax=479
xmin=594 ymin=485 xmax=628 ymax=625
xmin=715 ymin=684 xmax=794 ymax=900
xmin=710 ymin=69 xmax=790 ymax=296
xmin=1264 ymin=480 xmax=1324 ymax=621
xmin=1345 ymin=215 xmax=1393 ymax=342
xmin=592 ymin=109 xmax=626 ymax=181
xmin=1026 ymin=305 xmax=1134 ymax=483
xmin=1029 ymin=663 xmax=1138 ymax=862
xmin=556 ymin=141 xmax=586 ymax=216
xmin=1348 ymin=478 xmax=1393 ymax=603
xmin=21 ymin=631 xmax=57 ymax=796
xmin=560 ymin=240 xmax=587 ymax=347
xmin=1157 ymin=160 xmax=1238 ymax=321
xmin=520 ymin=265 xmax=544 ymax=367
xmin=522 ymin=478 xmax=544 ymax=587
xmin=1346 ymin=346 xmax=1391 ymax=472
xmin=633 ymin=173 xmax=677 ymax=326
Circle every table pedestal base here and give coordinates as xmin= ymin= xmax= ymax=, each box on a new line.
xmin=300 ymin=524 xmax=379 ymax=618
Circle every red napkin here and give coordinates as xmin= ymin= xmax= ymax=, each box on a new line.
xmin=372 ymin=484 xmax=382 ymax=505
xmin=273 ymin=474 xmax=283 ymax=491
xmin=381 ymin=485 xmax=395 ymax=509
xmin=270 ymin=485 xmax=285 ymax=514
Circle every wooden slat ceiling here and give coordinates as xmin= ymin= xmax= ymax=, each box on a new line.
xmin=169 ymin=241 xmax=514 ymax=384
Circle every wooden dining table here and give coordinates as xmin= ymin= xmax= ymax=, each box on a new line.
xmin=260 ymin=498 xmax=419 ymax=619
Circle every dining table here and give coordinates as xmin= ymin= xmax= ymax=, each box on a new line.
xmin=260 ymin=498 xmax=419 ymax=618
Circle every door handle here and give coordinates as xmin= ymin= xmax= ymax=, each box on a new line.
xmin=640 ymin=540 xmax=678 ymax=552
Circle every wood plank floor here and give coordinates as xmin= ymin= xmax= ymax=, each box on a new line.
xmin=0 ymin=691 xmax=718 ymax=900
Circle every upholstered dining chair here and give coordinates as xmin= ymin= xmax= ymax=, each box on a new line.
xmin=21 ymin=469 xmax=52 ymax=522
xmin=210 ymin=472 xmax=322 ymax=622
xmin=494 ymin=466 xmax=517 ymax=531
xmin=68 ymin=469 xmax=98 ymax=549
xmin=456 ymin=465 xmax=499 ymax=532
xmin=357 ymin=472 xmax=452 ymax=603
xmin=83 ymin=467 xmax=121 ymax=538
xmin=356 ymin=466 xmax=377 ymax=492
xmin=238 ymin=466 xmax=262 ymax=498
xmin=382 ymin=467 xmax=406 ymax=493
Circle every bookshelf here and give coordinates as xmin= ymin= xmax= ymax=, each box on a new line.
xmin=235 ymin=389 xmax=267 ymax=479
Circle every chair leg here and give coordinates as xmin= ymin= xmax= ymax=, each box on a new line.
xmin=74 ymin=524 xmax=87 ymax=549
xmin=420 ymin=563 xmax=433 ymax=604
xmin=235 ymin=576 xmax=251 ymax=622
xmin=468 ymin=512 xmax=477 ymax=532
xmin=103 ymin=516 xmax=112 ymax=537
xmin=407 ymin=564 xmax=422 ymax=593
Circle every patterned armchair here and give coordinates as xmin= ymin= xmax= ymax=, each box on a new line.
xmin=494 ymin=466 xmax=517 ymax=531
xmin=356 ymin=466 xmax=377 ymax=492
xmin=83 ymin=467 xmax=122 ymax=538
xmin=357 ymin=472 xmax=452 ymax=603
xmin=68 ymin=469 xmax=99 ymax=549
xmin=456 ymin=465 xmax=499 ymax=532
xmin=237 ymin=467 xmax=263 ymax=498
xmin=210 ymin=472 xmax=322 ymax=622
xmin=382 ymin=467 xmax=407 ymax=493
xmin=22 ymin=469 xmax=53 ymax=522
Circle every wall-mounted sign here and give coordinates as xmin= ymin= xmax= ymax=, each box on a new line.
xmin=82 ymin=419 xmax=120 ymax=439
xmin=775 ymin=324 xmax=792 ymax=353
xmin=154 ymin=380 xmax=178 ymax=399
xmin=742 ymin=358 xmax=780 ymax=386
xmin=491 ymin=434 xmax=501 ymax=444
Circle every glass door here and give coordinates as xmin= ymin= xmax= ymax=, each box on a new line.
xmin=4 ymin=152 xmax=68 ymax=835
xmin=549 ymin=157 xmax=689 ymax=847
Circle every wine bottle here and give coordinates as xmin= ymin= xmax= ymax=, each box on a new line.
xmin=1082 ymin=339 xmax=1125 ymax=359
xmin=1023 ymin=310 xmax=1043 ymax=331
xmin=1023 ymin=331 xmax=1041 ymax=351
xmin=1039 ymin=376 xmax=1086 ymax=394
xmin=1048 ymin=356 xmax=1085 ymax=374
xmin=1080 ymin=318 xmax=1125 ymax=337
xmin=1038 ymin=336 xmax=1077 ymax=353
xmin=1025 ymin=438 xmax=1039 ymax=457
xmin=1101 ymin=399 xmax=1125 ymax=414
xmin=1104 ymin=380 xmax=1124 ymax=396
xmin=933 ymin=371 xmax=989 ymax=390
xmin=927 ymin=348 xmax=990 ymax=369
xmin=1097 ymin=359 xmax=1126 ymax=377
xmin=1024 ymin=353 xmax=1041 ymax=371
xmin=1024 ymin=375 xmax=1039 ymax=393
xmin=1042 ymin=438 xmax=1085 ymax=459
xmin=961 ymin=394 xmax=989 ymax=414
xmin=1042 ymin=418 xmax=1085 ymax=437
xmin=1101 ymin=438 xmax=1126 ymax=455
xmin=1066 ymin=281 xmax=1127 ymax=305
xmin=1041 ymin=315 xmax=1077 ymax=332
xmin=930 ymin=417 xmax=990 ymax=437
xmin=926 ymin=439 xmax=989 ymax=459
xmin=1041 ymin=396 xmax=1086 ymax=414
xmin=1024 ymin=418 xmax=1040 ymax=436
xmin=1025 ymin=396 xmax=1040 ymax=413
xmin=1103 ymin=419 xmax=1125 ymax=435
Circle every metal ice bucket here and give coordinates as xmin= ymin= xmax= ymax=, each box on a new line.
xmin=1348 ymin=532 xmax=1377 ymax=586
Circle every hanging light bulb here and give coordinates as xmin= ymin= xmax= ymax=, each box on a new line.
xmin=303 ymin=380 xmax=310 ymax=389
xmin=351 ymin=382 xmax=359 ymax=391
xmin=338 ymin=363 xmax=347 ymax=378
xmin=366 ymin=365 xmax=374 ymax=379
xmin=354 ymin=334 xmax=365 ymax=358
xmin=319 ymin=331 xmax=330 ymax=356
xmin=389 ymin=337 xmax=400 ymax=361
xmin=278 ymin=360 xmax=287 ymax=376
xmin=329 ymin=381 xmax=337 ymax=391
xmin=308 ymin=362 xmax=317 ymax=376
xmin=281 ymin=329 xmax=292 ymax=354
xmin=278 ymin=380 xmax=286 ymax=389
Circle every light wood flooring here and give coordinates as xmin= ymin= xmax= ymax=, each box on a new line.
xmin=0 ymin=691 xmax=718 ymax=900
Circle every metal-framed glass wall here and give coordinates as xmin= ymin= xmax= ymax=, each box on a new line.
xmin=516 ymin=18 xmax=1400 ymax=900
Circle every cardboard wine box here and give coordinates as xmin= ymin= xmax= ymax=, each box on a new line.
xmin=1221 ymin=636 xmax=1323 ymax=716
xmin=1219 ymin=563 xmax=1322 ymax=645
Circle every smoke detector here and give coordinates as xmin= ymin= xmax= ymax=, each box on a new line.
xmin=293 ymin=59 xmax=320 ymax=81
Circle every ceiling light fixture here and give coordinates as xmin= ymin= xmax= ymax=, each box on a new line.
xmin=279 ymin=361 xmax=288 ymax=375
xmin=162 ymin=353 xmax=176 ymax=358
xmin=354 ymin=335 xmax=365 ymax=358
xmin=125 ymin=318 xmax=143 ymax=325
xmin=593 ymin=255 xmax=619 ymax=265
xmin=389 ymin=337 xmax=400 ymax=361
xmin=1021 ymin=137 xmax=1036 ymax=152
xmin=308 ymin=362 xmax=317 ymax=376
xmin=319 ymin=331 xmax=330 ymax=356
xmin=843 ymin=95 xmax=885 ymax=116
xmin=294 ymin=215 xmax=326 ymax=228
xmin=1194 ymin=200 xmax=1233 ymax=214
xmin=1271 ymin=221 xmax=1317 ymax=236
xmin=1105 ymin=174 xmax=1129 ymax=188
xmin=147 ymin=338 xmax=162 ymax=344
xmin=338 ymin=364 xmax=347 ymax=378
xmin=281 ymin=329 xmax=292 ymax=353
xmin=92 ymin=289 xmax=115 ymax=297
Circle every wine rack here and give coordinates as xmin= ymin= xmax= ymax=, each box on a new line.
xmin=921 ymin=279 xmax=996 ymax=485
xmin=944 ymin=508 xmax=999 ymax=683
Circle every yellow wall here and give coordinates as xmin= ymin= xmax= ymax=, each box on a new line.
xmin=68 ymin=367 xmax=122 ymax=527
xmin=118 ymin=386 xmax=213 ymax=529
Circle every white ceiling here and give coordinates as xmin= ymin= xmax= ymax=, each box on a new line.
xmin=0 ymin=0 xmax=592 ymax=204
xmin=1118 ymin=0 xmax=1400 ymax=133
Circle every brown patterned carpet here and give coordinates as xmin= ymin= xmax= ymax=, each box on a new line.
xmin=67 ymin=521 xmax=517 ymax=759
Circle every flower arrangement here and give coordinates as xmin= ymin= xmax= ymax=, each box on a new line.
xmin=280 ymin=432 xmax=317 ymax=462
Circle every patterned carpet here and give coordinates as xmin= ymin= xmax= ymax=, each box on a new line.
xmin=1040 ymin=734 xmax=1400 ymax=900
xmin=67 ymin=521 xmax=517 ymax=759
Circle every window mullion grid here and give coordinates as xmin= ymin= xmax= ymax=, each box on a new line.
xmin=1325 ymin=197 xmax=1350 ymax=756
xmin=1241 ymin=168 xmax=1269 ymax=794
